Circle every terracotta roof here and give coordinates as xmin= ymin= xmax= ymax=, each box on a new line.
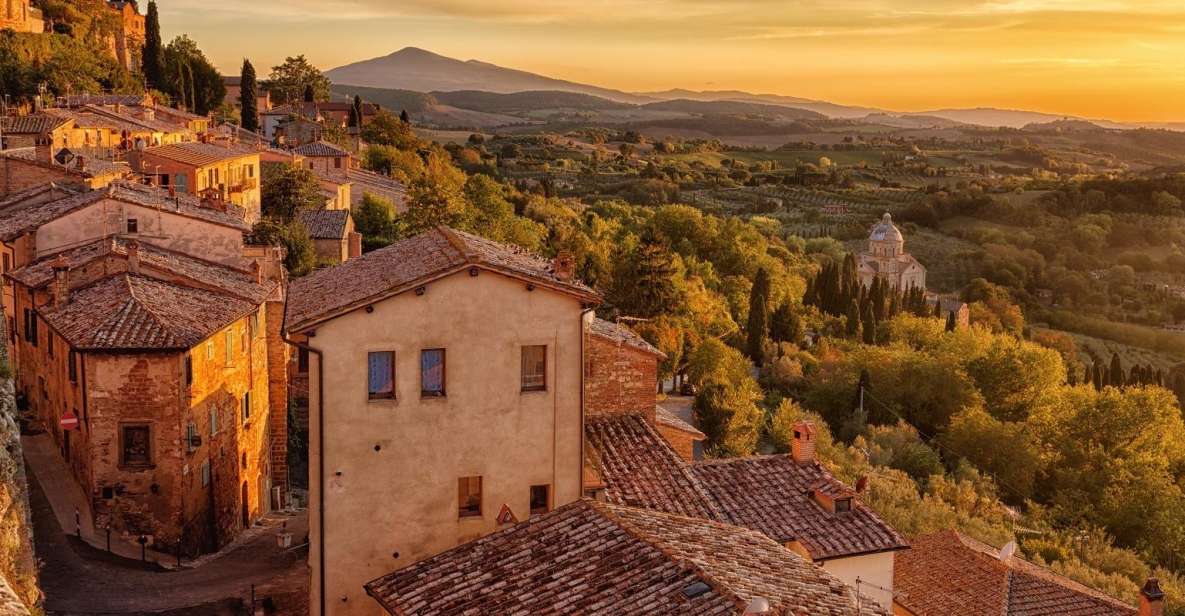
xmin=62 ymin=94 xmax=147 ymax=107
xmin=589 ymin=317 xmax=666 ymax=357
xmin=296 ymin=208 xmax=351 ymax=240
xmin=0 ymin=115 xmax=71 ymax=134
xmin=1 ymin=147 xmax=129 ymax=178
xmin=337 ymin=168 xmax=406 ymax=211
xmin=293 ymin=140 xmax=350 ymax=157
xmin=585 ymin=413 xmax=723 ymax=520
xmin=655 ymin=405 xmax=705 ymax=439
xmin=140 ymin=141 xmax=257 ymax=166
xmin=0 ymin=182 xmax=249 ymax=242
xmin=0 ymin=182 xmax=81 ymax=212
xmin=690 ymin=455 xmax=907 ymax=561
xmin=895 ymin=531 xmax=1136 ymax=616
xmin=8 ymin=237 xmax=273 ymax=305
xmin=365 ymin=500 xmax=877 ymax=616
xmin=285 ymin=227 xmax=598 ymax=332
xmin=39 ymin=274 xmax=257 ymax=351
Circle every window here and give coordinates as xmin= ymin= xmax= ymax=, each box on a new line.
xmin=835 ymin=497 xmax=852 ymax=513
xmin=2 ymin=253 xmax=9 ymax=272
xmin=186 ymin=422 xmax=198 ymax=453
xmin=209 ymin=405 xmax=218 ymax=436
xmin=241 ymin=391 xmax=251 ymax=423
xmin=201 ymin=460 xmax=210 ymax=486
xmin=421 ymin=349 xmax=445 ymax=397
xmin=367 ymin=351 xmax=395 ymax=400
xmin=334 ymin=157 xmax=342 ymax=169
xmin=184 ymin=355 xmax=193 ymax=387
xmin=68 ymin=351 xmax=77 ymax=382
xmin=46 ymin=334 xmax=53 ymax=358
xmin=247 ymin=164 xmax=254 ymax=178
xmin=521 ymin=345 xmax=546 ymax=391
xmin=297 ymin=348 xmax=309 ymax=374
xmin=530 ymin=484 xmax=550 ymax=515
xmin=251 ymin=311 xmax=260 ymax=338
xmin=126 ymin=218 xmax=138 ymax=234
xmin=458 ymin=476 xmax=482 ymax=518
xmin=161 ymin=174 xmax=170 ymax=187
xmin=206 ymin=340 xmax=214 ymax=361
xmin=175 ymin=173 xmax=188 ymax=193
xmin=120 ymin=424 xmax=152 ymax=466
xmin=224 ymin=329 xmax=233 ymax=365
xmin=29 ymin=313 xmax=37 ymax=347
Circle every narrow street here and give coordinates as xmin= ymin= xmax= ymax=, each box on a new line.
xmin=30 ymin=467 xmax=309 ymax=615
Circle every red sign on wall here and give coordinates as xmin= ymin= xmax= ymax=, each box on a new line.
xmin=496 ymin=504 xmax=518 ymax=526
xmin=60 ymin=411 xmax=79 ymax=431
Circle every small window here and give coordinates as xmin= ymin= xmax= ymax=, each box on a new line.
xmin=209 ymin=405 xmax=218 ymax=436
xmin=247 ymin=165 xmax=254 ymax=178
xmin=184 ymin=355 xmax=193 ymax=386
xmin=161 ymin=174 xmax=170 ymax=187
xmin=421 ymin=349 xmax=445 ymax=397
xmin=334 ymin=157 xmax=342 ymax=169
xmin=530 ymin=484 xmax=550 ymax=515
xmin=120 ymin=424 xmax=152 ymax=466
xmin=224 ymin=329 xmax=234 ymax=365
xmin=297 ymin=348 xmax=309 ymax=374
xmin=126 ymin=218 xmax=138 ymax=234
xmin=835 ymin=497 xmax=852 ymax=513
xmin=251 ymin=311 xmax=260 ymax=337
xmin=2 ymin=253 xmax=9 ymax=272
xmin=206 ymin=340 xmax=214 ymax=361
xmin=68 ymin=351 xmax=77 ymax=382
xmin=458 ymin=476 xmax=482 ymax=518
xmin=241 ymin=391 xmax=250 ymax=423
xmin=368 ymin=351 xmax=395 ymax=400
xmin=201 ymin=460 xmax=210 ymax=486
xmin=521 ymin=345 xmax=546 ymax=391
xmin=186 ymin=422 xmax=198 ymax=453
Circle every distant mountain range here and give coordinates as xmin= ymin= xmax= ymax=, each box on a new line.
xmin=325 ymin=47 xmax=1183 ymax=131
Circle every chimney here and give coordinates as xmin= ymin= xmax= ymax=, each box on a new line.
xmin=347 ymin=232 xmax=362 ymax=260
xmin=553 ymin=252 xmax=576 ymax=281
xmin=1140 ymin=578 xmax=1165 ymax=616
xmin=791 ymin=421 xmax=816 ymax=464
xmin=126 ymin=239 xmax=140 ymax=275
xmin=51 ymin=254 xmax=70 ymax=308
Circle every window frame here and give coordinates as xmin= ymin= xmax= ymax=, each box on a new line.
xmin=367 ymin=351 xmax=396 ymax=401
xmin=119 ymin=423 xmax=153 ymax=468
xmin=68 ymin=350 xmax=77 ymax=382
xmin=530 ymin=484 xmax=551 ymax=515
xmin=520 ymin=345 xmax=547 ymax=392
xmin=241 ymin=391 xmax=251 ymax=424
xmin=420 ymin=348 xmax=446 ymax=398
xmin=458 ymin=476 xmax=482 ymax=518
xmin=126 ymin=218 xmax=138 ymax=234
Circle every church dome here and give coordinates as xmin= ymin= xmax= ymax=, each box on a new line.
xmin=869 ymin=212 xmax=903 ymax=243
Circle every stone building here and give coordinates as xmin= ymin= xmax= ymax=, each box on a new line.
xmin=128 ymin=143 xmax=262 ymax=223
xmin=284 ymin=227 xmax=600 ymax=615
xmin=857 ymin=213 xmax=926 ymax=290
xmin=0 ymin=0 xmax=43 ymax=33
xmin=294 ymin=141 xmax=353 ymax=176
xmin=295 ymin=209 xmax=360 ymax=264
xmin=106 ymin=1 xmax=144 ymax=72
xmin=6 ymin=237 xmax=284 ymax=555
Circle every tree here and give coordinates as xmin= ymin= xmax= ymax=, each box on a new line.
xmin=1109 ymin=352 xmax=1125 ymax=388
xmin=352 ymin=194 xmax=398 ymax=252
xmin=361 ymin=109 xmax=419 ymax=149
xmin=608 ymin=231 xmax=683 ymax=319
xmin=261 ymin=164 xmax=323 ymax=220
xmin=688 ymin=339 xmax=763 ymax=456
xmin=861 ymin=300 xmax=877 ymax=345
xmin=142 ymin=1 xmax=163 ymax=89
xmin=402 ymin=176 xmax=469 ymax=235
xmin=400 ymin=109 xmax=410 ymax=124
xmin=348 ymin=95 xmax=362 ymax=128
xmin=161 ymin=36 xmax=224 ymax=115
xmin=945 ymin=310 xmax=957 ymax=332
xmin=746 ymin=268 xmax=770 ymax=365
xmin=249 ymin=220 xmax=315 ymax=277
xmin=303 ymin=84 xmax=314 ymax=102
xmin=267 ymin=55 xmax=330 ymax=104
xmin=769 ymin=301 xmax=801 ymax=345
xmin=239 ymin=58 xmax=258 ymax=131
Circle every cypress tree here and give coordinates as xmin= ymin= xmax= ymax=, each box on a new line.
xmin=746 ymin=268 xmax=771 ymax=366
xmin=861 ymin=301 xmax=877 ymax=345
xmin=945 ymin=310 xmax=957 ymax=332
xmin=769 ymin=301 xmax=800 ymax=344
xmin=1083 ymin=365 xmax=1093 ymax=386
xmin=239 ymin=59 xmax=259 ymax=132
xmin=142 ymin=1 xmax=164 ymax=89
xmin=803 ymin=276 xmax=816 ymax=308
xmin=870 ymin=277 xmax=886 ymax=321
xmin=1093 ymin=363 xmax=1104 ymax=391
xmin=400 ymin=109 xmax=411 ymax=124
xmin=304 ymin=84 xmax=315 ymax=102
xmin=933 ymin=300 xmax=943 ymax=318
xmin=349 ymin=95 xmax=363 ymax=128
xmin=1109 ymin=352 xmax=1125 ymax=388
xmin=846 ymin=300 xmax=861 ymax=338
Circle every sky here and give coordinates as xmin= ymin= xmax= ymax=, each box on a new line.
xmin=160 ymin=0 xmax=1185 ymax=122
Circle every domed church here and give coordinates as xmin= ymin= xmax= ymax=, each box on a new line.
xmin=857 ymin=213 xmax=926 ymax=290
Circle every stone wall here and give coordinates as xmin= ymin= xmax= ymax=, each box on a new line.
xmin=0 ymin=315 xmax=39 ymax=611
xmin=584 ymin=333 xmax=658 ymax=424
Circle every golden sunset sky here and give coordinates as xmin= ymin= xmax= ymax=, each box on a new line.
xmin=161 ymin=0 xmax=1185 ymax=122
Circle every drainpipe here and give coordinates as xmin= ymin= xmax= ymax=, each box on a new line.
xmin=578 ymin=304 xmax=595 ymax=497
xmin=280 ymin=310 xmax=324 ymax=616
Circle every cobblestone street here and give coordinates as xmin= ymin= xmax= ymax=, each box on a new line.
xmin=30 ymin=466 xmax=309 ymax=615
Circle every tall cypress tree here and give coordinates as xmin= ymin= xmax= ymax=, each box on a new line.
xmin=304 ymin=84 xmax=315 ymax=102
xmin=240 ymin=59 xmax=259 ymax=132
xmin=945 ymin=310 xmax=957 ymax=332
xmin=142 ymin=1 xmax=163 ymax=89
xmin=861 ymin=301 xmax=877 ymax=345
xmin=746 ymin=268 xmax=771 ymax=366
xmin=400 ymin=109 xmax=411 ymax=124
xmin=1109 ymin=352 xmax=1125 ymax=388
xmin=349 ymin=95 xmax=363 ymax=128
xmin=846 ymin=299 xmax=861 ymax=338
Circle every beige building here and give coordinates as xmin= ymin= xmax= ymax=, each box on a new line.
xmin=858 ymin=213 xmax=926 ymax=290
xmin=128 ymin=143 xmax=262 ymax=224
xmin=284 ymin=227 xmax=600 ymax=616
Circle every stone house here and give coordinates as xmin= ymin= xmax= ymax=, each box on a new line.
xmin=1 ymin=146 xmax=129 ymax=195
xmin=128 ymin=142 xmax=262 ymax=223
xmin=6 ymin=237 xmax=284 ymax=555
xmin=44 ymin=105 xmax=192 ymax=152
xmin=284 ymin=227 xmax=600 ymax=615
xmin=0 ymin=115 xmax=74 ymax=151
xmin=857 ymin=213 xmax=926 ymax=290
xmin=295 ymin=209 xmax=360 ymax=265
xmin=294 ymin=141 xmax=353 ymax=176
xmin=0 ymin=0 xmax=43 ymax=33
xmin=221 ymin=76 xmax=272 ymax=117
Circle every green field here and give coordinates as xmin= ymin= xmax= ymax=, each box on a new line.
xmin=1034 ymin=327 xmax=1185 ymax=374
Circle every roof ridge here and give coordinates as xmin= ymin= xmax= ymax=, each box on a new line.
xmin=436 ymin=226 xmax=476 ymax=262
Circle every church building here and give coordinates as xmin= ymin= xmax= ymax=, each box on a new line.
xmin=858 ymin=212 xmax=926 ymax=290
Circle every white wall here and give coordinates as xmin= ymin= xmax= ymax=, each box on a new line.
xmin=822 ymin=551 xmax=896 ymax=612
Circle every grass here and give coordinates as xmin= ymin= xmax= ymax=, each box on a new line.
xmin=1042 ymin=309 xmax=1185 ymax=358
xmin=1035 ymin=327 xmax=1185 ymax=373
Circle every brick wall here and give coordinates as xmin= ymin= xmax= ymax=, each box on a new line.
xmin=655 ymin=424 xmax=697 ymax=463
xmin=585 ymin=333 xmax=658 ymax=424
xmin=265 ymin=300 xmax=288 ymax=502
